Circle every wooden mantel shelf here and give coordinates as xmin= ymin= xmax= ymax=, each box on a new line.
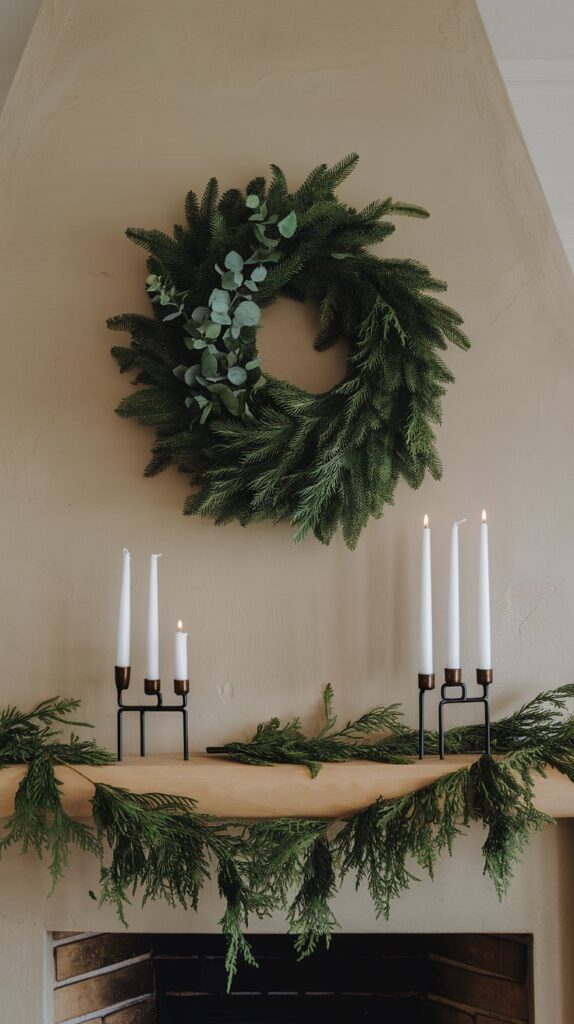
xmin=1 ymin=754 xmax=573 ymax=819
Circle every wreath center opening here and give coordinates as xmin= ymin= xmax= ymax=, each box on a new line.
xmin=257 ymin=296 xmax=348 ymax=394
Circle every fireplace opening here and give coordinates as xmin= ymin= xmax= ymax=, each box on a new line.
xmin=52 ymin=932 xmax=533 ymax=1023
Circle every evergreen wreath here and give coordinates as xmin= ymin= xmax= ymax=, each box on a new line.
xmin=1 ymin=687 xmax=574 ymax=988
xmin=110 ymin=154 xmax=469 ymax=547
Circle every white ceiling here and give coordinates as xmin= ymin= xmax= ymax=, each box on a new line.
xmin=1 ymin=0 xmax=573 ymax=264
xmin=478 ymin=0 xmax=574 ymax=265
xmin=478 ymin=0 xmax=574 ymax=58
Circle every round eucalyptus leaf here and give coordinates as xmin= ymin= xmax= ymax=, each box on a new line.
xmin=207 ymin=382 xmax=240 ymax=415
xmin=184 ymin=364 xmax=201 ymax=386
xmin=234 ymin=300 xmax=260 ymax=328
xmin=210 ymin=310 xmax=232 ymax=325
xmin=224 ymin=251 xmax=244 ymax=272
xmin=192 ymin=306 xmax=210 ymax=324
xmin=227 ymin=365 xmax=247 ymax=386
xmin=205 ymin=321 xmax=222 ymax=339
xmin=209 ymin=288 xmax=230 ymax=313
xmin=278 ymin=211 xmax=297 ymax=239
xmin=201 ymin=349 xmax=218 ymax=379
xmin=221 ymin=271 xmax=239 ymax=291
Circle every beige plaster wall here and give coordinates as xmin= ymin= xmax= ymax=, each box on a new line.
xmin=1 ymin=0 xmax=574 ymax=1020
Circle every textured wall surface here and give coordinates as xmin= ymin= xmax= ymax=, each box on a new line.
xmin=0 ymin=1 xmax=574 ymax=1020
xmin=0 ymin=0 xmax=42 ymax=109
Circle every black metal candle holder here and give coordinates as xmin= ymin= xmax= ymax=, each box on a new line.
xmin=417 ymin=672 xmax=436 ymax=759
xmin=418 ymin=668 xmax=492 ymax=760
xmin=115 ymin=666 xmax=189 ymax=761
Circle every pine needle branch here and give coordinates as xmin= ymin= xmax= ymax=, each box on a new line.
xmin=0 ymin=752 xmax=101 ymax=892
xmin=336 ymin=749 xmax=552 ymax=916
xmin=216 ymin=683 xmax=574 ymax=772
xmin=90 ymin=785 xmax=270 ymax=989
xmin=467 ymin=752 xmax=552 ymax=898
xmin=245 ymin=818 xmax=336 ymax=958
xmin=0 ymin=696 xmax=113 ymax=767
xmin=214 ymin=685 xmax=412 ymax=775
xmin=288 ymin=836 xmax=339 ymax=958
xmin=0 ymin=688 xmax=571 ymax=991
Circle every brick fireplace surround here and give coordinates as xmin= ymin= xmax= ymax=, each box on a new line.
xmin=53 ymin=932 xmax=533 ymax=1023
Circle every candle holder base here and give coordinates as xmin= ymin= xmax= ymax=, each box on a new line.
xmin=418 ymin=669 xmax=492 ymax=760
xmin=115 ymin=674 xmax=189 ymax=761
xmin=439 ymin=669 xmax=491 ymax=759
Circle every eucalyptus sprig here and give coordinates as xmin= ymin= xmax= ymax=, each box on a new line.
xmin=170 ymin=194 xmax=296 ymax=423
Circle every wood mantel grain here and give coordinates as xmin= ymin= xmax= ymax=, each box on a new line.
xmin=1 ymin=754 xmax=573 ymax=819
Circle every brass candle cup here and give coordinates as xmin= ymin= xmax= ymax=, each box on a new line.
xmin=477 ymin=668 xmax=493 ymax=686
xmin=115 ymin=666 xmax=131 ymax=691
xmin=418 ymin=673 xmax=436 ymax=691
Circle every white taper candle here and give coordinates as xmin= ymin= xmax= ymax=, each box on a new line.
xmin=420 ymin=515 xmax=433 ymax=675
xmin=478 ymin=510 xmax=491 ymax=669
xmin=447 ymin=520 xmax=466 ymax=669
xmin=174 ymin=620 xmax=188 ymax=680
xmin=146 ymin=553 xmax=161 ymax=680
xmin=116 ymin=548 xmax=131 ymax=667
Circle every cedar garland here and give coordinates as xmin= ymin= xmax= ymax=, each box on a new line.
xmin=1 ymin=688 xmax=572 ymax=988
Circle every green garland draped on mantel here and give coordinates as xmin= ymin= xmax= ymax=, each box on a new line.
xmin=1 ymin=687 xmax=573 ymax=988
